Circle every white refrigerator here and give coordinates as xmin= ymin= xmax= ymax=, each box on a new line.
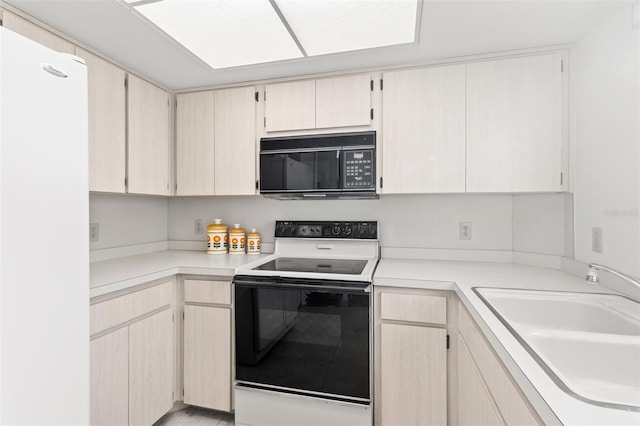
xmin=0 ymin=27 xmax=89 ymax=424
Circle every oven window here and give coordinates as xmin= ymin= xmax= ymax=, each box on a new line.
xmin=235 ymin=286 xmax=370 ymax=401
xmin=260 ymin=151 xmax=340 ymax=191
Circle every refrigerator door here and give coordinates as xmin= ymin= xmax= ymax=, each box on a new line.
xmin=0 ymin=28 xmax=89 ymax=424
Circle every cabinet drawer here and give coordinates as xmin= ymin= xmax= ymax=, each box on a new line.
xmin=184 ymin=279 xmax=231 ymax=305
xmin=380 ymin=292 xmax=446 ymax=325
xmin=90 ymin=281 xmax=173 ymax=335
xmin=458 ymin=303 xmax=540 ymax=425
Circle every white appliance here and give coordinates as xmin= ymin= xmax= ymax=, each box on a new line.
xmin=234 ymin=221 xmax=378 ymax=426
xmin=0 ymin=28 xmax=89 ymax=424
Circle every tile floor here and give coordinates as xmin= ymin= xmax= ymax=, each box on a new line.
xmin=154 ymin=406 xmax=234 ymax=426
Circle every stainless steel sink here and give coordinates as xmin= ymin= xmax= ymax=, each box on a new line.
xmin=474 ymin=288 xmax=640 ymax=411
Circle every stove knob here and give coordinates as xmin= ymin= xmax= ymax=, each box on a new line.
xmin=331 ymin=225 xmax=341 ymax=236
xmin=275 ymin=223 xmax=287 ymax=237
xmin=357 ymin=225 xmax=368 ymax=239
xmin=343 ymin=225 xmax=353 ymax=237
xmin=286 ymin=225 xmax=296 ymax=237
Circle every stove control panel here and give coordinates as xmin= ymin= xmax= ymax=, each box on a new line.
xmin=275 ymin=221 xmax=378 ymax=239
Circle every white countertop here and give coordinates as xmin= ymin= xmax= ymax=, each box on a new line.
xmin=90 ymin=250 xmax=269 ymax=298
xmin=374 ymin=258 xmax=640 ymax=426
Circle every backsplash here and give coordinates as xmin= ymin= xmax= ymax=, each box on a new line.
xmin=89 ymin=194 xmax=168 ymax=250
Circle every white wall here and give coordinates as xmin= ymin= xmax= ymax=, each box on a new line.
xmin=89 ymin=194 xmax=168 ymax=250
xmin=512 ymin=193 xmax=571 ymax=257
xmin=168 ymin=194 xmax=514 ymax=251
xmin=574 ymin=3 xmax=640 ymax=277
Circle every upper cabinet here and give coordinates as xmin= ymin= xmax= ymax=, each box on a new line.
xmin=214 ymin=86 xmax=257 ymax=196
xmin=381 ymin=65 xmax=466 ymax=194
xmin=176 ymin=91 xmax=216 ymax=196
xmin=2 ymin=10 xmax=74 ymax=54
xmin=127 ymin=75 xmax=171 ymax=196
xmin=176 ymin=86 xmax=257 ymax=196
xmin=466 ymin=53 xmax=565 ymax=192
xmin=264 ymin=74 xmax=371 ymax=132
xmin=77 ymin=48 xmax=127 ymax=193
xmin=265 ymin=80 xmax=315 ymax=132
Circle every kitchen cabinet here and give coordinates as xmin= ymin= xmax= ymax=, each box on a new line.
xmin=129 ymin=308 xmax=175 ymax=426
xmin=214 ymin=86 xmax=257 ymax=195
xmin=381 ymin=65 xmax=466 ymax=193
xmin=265 ymin=79 xmax=315 ymax=132
xmin=175 ymin=91 xmax=216 ymax=196
xmin=90 ymin=280 xmax=175 ymax=426
xmin=457 ymin=302 xmax=541 ymax=425
xmin=2 ymin=10 xmax=74 ymax=54
xmin=375 ymin=288 xmax=448 ymax=426
xmin=77 ymin=48 xmax=127 ymax=193
xmin=466 ymin=53 xmax=565 ymax=192
xmin=176 ymin=86 xmax=256 ymax=196
xmin=264 ymin=74 xmax=371 ymax=132
xmin=90 ymin=327 xmax=129 ymax=426
xmin=183 ymin=279 xmax=232 ymax=412
xmin=127 ymin=74 xmax=171 ymax=195
xmin=315 ymin=73 xmax=371 ymax=128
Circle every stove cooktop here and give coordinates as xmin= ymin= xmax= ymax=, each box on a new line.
xmin=253 ymin=257 xmax=368 ymax=275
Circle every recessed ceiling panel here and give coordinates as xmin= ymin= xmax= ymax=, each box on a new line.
xmin=135 ymin=0 xmax=303 ymax=69
xmin=276 ymin=0 xmax=418 ymax=56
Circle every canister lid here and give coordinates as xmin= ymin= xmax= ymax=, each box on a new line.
xmin=229 ymin=223 xmax=245 ymax=234
xmin=207 ymin=218 xmax=227 ymax=231
xmin=247 ymin=228 xmax=260 ymax=237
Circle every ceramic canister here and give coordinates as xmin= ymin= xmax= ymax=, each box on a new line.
xmin=247 ymin=229 xmax=261 ymax=254
xmin=207 ymin=219 xmax=228 ymax=254
xmin=229 ymin=224 xmax=246 ymax=254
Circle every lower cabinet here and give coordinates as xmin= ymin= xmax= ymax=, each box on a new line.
xmin=129 ymin=309 xmax=175 ymax=426
xmin=375 ymin=288 xmax=448 ymax=426
xmin=457 ymin=302 xmax=542 ymax=426
xmin=90 ymin=281 xmax=175 ymax=426
xmin=183 ymin=279 xmax=233 ymax=412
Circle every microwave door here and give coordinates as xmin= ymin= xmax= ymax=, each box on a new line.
xmin=261 ymin=150 xmax=340 ymax=192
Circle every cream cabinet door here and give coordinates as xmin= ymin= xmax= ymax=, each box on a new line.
xmin=127 ymin=75 xmax=171 ymax=195
xmin=265 ymin=80 xmax=315 ymax=132
xmin=316 ymin=74 xmax=371 ymax=129
xmin=77 ymin=48 xmax=126 ymax=193
xmin=183 ymin=305 xmax=231 ymax=411
xmin=466 ymin=53 xmax=564 ymax=192
xmin=214 ymin=86 xmax=257 ymax=195
xmin=380 ymin=323 xmax=447 ymax=426
xmin=90 ymin=327 xmax=129 ymax=426
xmin=381 ymin=65 xmax=466 ymax=194
xmin=129 ymin=309 xmax=174 ymax=426
xmin=2 ymin=11 xmax=74 ymax=54
xmin=458 ymin=334 xmax=505 ymax=426
xmin=176 ymin=91 xmax=215 ymax=195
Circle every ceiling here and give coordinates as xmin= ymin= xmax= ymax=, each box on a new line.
xmin=4 ymin=0 xmax=628 ymax=90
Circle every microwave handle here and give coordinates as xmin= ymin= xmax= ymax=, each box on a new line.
xmin=337 ymin=150 xmax=341 ymax=187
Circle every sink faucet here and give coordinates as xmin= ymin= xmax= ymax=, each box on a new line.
xmin=586 ymin=263 xmax=640 ymax=289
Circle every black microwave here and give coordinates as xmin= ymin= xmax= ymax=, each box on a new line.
xmin=259 ymin=131 xmax=377 ymax=200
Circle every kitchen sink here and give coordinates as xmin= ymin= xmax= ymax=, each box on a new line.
xmin=474 ymin=288 xmax=640 ymax=411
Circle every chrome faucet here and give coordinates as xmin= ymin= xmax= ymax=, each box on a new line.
xmin=586 ymin=263 xmax=640 ymax=289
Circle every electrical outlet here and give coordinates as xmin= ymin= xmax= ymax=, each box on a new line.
xmin=89 ymin=223 xmax=100 ymax=242
xmin=194 ymin=219 xmax=204 ymax=235
xmin=459 ymin=222 xmax=472 ymax=240
xmin=592 ymin=227 xmax=603 ymax=253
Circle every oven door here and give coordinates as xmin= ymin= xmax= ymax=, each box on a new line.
xmin=234 ymin=276 xmax=371 ymax=404
xmin=259 ymin=148 xmax=341 ymax=194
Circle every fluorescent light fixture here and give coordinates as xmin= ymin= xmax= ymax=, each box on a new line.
xmin=135 ymin=0 xmax=303 ymax=69
xmin=276 ymin=0 xmax=419 ymax=56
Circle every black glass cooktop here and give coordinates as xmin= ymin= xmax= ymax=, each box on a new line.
xmin=254 ymin=257 xmax=367 ymax=275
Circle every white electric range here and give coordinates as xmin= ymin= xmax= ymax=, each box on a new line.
xmin=233 ymin=221 xmax=379 ymax=426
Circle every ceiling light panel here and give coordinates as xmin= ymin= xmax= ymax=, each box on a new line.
xmin=135 ymin=0 xmax=303 ymax=69
xmin=276 ymin=0 xmax=418 ymax=56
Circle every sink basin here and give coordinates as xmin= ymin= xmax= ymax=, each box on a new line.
xmin=474 ymin=288 xmax=640 ymax=411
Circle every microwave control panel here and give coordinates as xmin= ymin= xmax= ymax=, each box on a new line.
xmin=343 ymin=150 xmax=374 ymax=189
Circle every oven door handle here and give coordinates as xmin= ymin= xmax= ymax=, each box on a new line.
xmin=234 ymin=280 xmax=371 ymax=293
